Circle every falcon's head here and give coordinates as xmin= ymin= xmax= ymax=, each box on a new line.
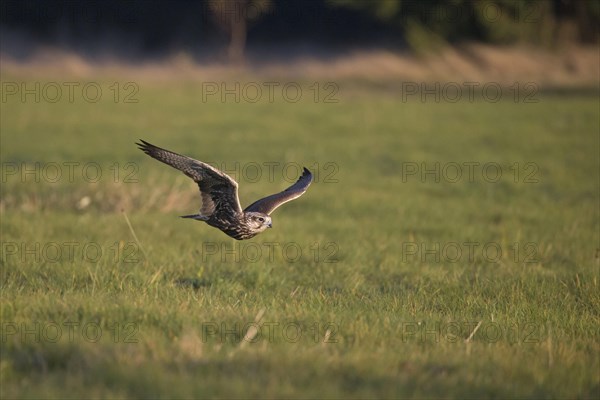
xmin=244 ymin=212 xmax=273 ymax=233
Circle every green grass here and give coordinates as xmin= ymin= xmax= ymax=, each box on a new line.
xmin=1 ymin=76 xmax=599 ymax=399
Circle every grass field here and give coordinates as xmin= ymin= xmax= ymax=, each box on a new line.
xmin=0 ymin=72 xmax=599 ymax=399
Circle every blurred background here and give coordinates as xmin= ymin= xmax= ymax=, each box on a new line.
xmin=1 ymin=0 xmax=599 ymax=84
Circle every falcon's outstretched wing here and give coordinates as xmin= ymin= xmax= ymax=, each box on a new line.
xmin=137 ymin=140 xmax=242 ymax=216
xmin=244 ymin=168 xmax=313 ymax=215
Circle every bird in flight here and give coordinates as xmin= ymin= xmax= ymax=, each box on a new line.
xmin=137 ymin=140 xmax=313 ymax=240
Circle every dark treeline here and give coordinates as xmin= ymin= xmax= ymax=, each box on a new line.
xmin=1 ymin=0 xmax=598 ymax=61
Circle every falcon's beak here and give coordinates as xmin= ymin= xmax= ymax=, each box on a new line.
xmin=268 ymin=222 xmax=273 ymax=228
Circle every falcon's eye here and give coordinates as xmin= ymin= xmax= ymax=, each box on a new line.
xmin=258 ymin=217 xmax=265 ymax=222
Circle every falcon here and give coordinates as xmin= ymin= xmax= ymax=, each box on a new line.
xmin=136 ymin=140 xmax=313 ymax=240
